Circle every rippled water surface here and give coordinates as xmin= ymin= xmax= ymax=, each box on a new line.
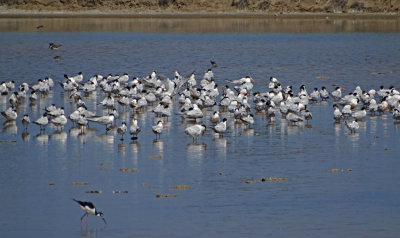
xmin=0 ymin=18 xmax=400 ymax=238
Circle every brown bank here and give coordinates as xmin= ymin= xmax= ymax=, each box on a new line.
xmin=0 ymin=0 xmax=400 ymax=14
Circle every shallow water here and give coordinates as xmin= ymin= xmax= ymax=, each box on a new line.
xmin=0 ymin=18 xmax=400 ymax=238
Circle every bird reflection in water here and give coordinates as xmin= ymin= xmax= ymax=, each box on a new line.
xmin=97 ymin=133 xmax=115 ymax=146
xmin=286 ymin=123 xmax=301 ymax=135
xmin=187 ymin=142 xmax=206 ymax=162
xmin=50 ymin=130 xmax=68 ymax=144
xmin=357 ymin=121 xmax=367 ymax=132
xmin=2 ymin=121 xmax=17 ymax=135
xmin=29 ymin=102 xmax=37 ymax=112
xmin=35 ymin=133 xmax=49 ymax=145
xmin=129 ymin=141 xmax=140 ymax=166
xmin=241 ymin=128 xmax=254 ymax=136
xmin=130 ymin=141 xmax=140 ymax=153
xmin=77 ymin=128 xmax=97 ymax=145
xmin=119 ymin=111 xmax=130 ymax=124
xmin=80 ymin=226 xmax=106 ymax=237
xmin=153 ymin=139 xmax=164 ymax=154
xmin=347 ymin=132 xmax=360 ymax=148
xmin=214 ymin=137 xmax=227 ymax=158
xmin=187 ymin=142 xmax=206 ymax=151
xmin=334 ymin=122 xmax=341 ymax=136
xmin=69 ymin=126 xmax=82 ymax=138
xmin=22 ymin=131 xmax=30 ymax=142
xmin=118 ymin=142 xmax=126 ymax=155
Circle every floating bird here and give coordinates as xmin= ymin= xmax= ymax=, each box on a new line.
xmin=48 ymin=42 xmax=62 ymax=50
xmin=210 ymin=60 xmax=218 ymax=68
xmin=72 ymin=199 xmax=106 ymax=225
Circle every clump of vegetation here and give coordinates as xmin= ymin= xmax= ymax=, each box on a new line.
xmin=232 ymin=0 xmax=249 ymax=10
xmin=350 ymin=1 xmax=365 ymax=11
xmin=257 ymin=1 xmax=270 ymax=10
xmin=158 ymin=0 xmax=177 ymax=8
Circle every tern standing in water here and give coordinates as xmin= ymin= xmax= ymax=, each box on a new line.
xmin=130 ymin=118 xmax=141 ymax=140
xmin=212 ymin=118 xmax=227 ymax=137
xmin=152 ymin=120 xmax=164 ymax=139
xmin=117 ymin=122 xmax=127 ymax=141
xmin=185 ymin=124 xmax=206 ymax=143
xmin=345 ymin=120 xmax=359 ymax=133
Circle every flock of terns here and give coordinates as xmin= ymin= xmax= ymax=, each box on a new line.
xmin=1 ymin=67 xmax=400 ymax=144
xmin=1 ymin=64 xmax=400 ymax=225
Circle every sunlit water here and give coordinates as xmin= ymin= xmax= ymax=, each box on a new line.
xmin=0 ymin=18 xmax=400 ymax=238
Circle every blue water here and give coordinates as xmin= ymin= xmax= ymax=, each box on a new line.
xmin=0 ymin=19 xmax=400 ymax=238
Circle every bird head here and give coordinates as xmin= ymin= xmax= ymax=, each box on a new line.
xmin=96 ymin=212 xmax=107 ymax=224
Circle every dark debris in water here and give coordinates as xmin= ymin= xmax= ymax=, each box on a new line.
xmin=170 ymin=185 xmax=189 ymax=190
xmin=72 ymin=182 xmax=89 ymax=185
xmin=147 ymin=155 xmax=163 ymax=159
xmin=244 ymin=177 xmax=288 ymax=184
xmin=142 ymin=182 xmax=159 ymax=189
xmin=328 ymin=168 xmax=353 ymax=172
xmin=120 ymin=168 xmax=138 ymax=173
xmin=156 ymin=194 xmax=178 ymax=198
xmin=85 ymin=190 xmax=101 ymax=194
xmin=0 ymin=140 xmax=16 ymax=143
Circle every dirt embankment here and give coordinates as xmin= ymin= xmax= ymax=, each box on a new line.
xmin=0 ymin=0 xmax=399 ymax=14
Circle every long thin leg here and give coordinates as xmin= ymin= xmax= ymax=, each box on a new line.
xmin=80 ymin=212 xmax=87 ymax=224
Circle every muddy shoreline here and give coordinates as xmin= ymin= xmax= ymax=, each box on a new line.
xmin=1 ymin=0 xmax=400 ymax=18
xmin=0 ymin=10 xmax=399 ymax=19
